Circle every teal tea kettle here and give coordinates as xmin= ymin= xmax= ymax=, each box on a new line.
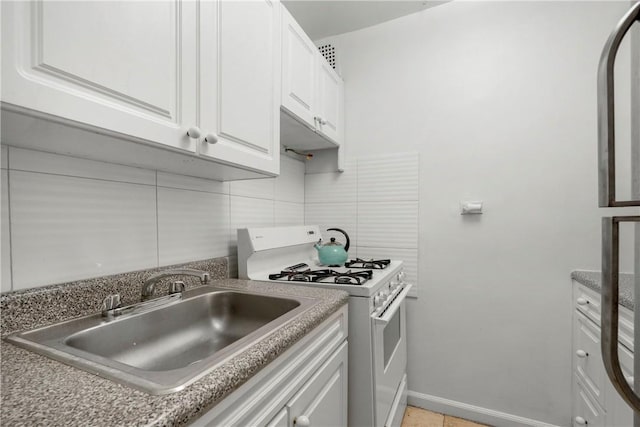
xmin=314 ymin=228 xmax=351 ymax=267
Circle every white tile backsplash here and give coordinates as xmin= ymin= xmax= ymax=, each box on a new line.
xmin=157 ymin=188 xmax=231 ymax=266
xmin=1 ymin=149 xmax=305 ymax=291
xmin=229 ymin=177 xmax=275 ymax=200
xmin=305 ymin=202 xmax=358 ymax=247
xmin=1 ymin=171 xmax=11 ymax=291
xmin=357 ymin=201 xmax=418 ymax=248
xmin=157 ymin=171 xmax=229 ymax=194
xmin=357 ymin=153 xmax=419 ymax=202
xmin=305 ymin=152 xmax=420 ymax=289
xmin=275 ymin=201 xmax=304 ymax=226
xmin=10 ymin=147 xmax=155 ymax=185
xmin=10 ymin=171 xmax=158 ymax=289
xmin=230 ymin=196 xmax=275 ymax=232
xmin=275 ymin=156 xmax=305 ymax=203
xmin=304 ymin=167 xmax=357 ymax=204
xmin=1 ymin=146 xmax=8 ymax=169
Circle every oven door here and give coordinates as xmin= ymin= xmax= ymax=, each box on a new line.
xmin=371 ymin=284 xmax=412 ymax=427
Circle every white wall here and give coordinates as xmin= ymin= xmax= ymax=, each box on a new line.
xmin=320 ymin=1 xmax=639 ymax=425
xmin=0 ymin=146 xmax=305 ymax=291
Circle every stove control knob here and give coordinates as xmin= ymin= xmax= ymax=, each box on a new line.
xmin=398 ymin=271 xmax=406 ymax=282
xmin=374 ymin=295 xmax=382 ymax=307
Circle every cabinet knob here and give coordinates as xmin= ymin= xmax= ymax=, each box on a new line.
xmin=627 ymin=376 xmax=634 ymax=386
xmin=187 ymin=127 xmax=202 ymax=139
xmin=204 ymin=134 xmax=218 ymax=144
xmin=576 ymin=298 xmax=589 ymax=306
xmin=576 ymin=350 xmax=588 ymax=358
xmin=294 ymin=415 xmax=310 ymax=426
xmin=574 ymin=416 xmax=587 ymax=425
xmin=314 ymin=116 xmax=327 ymax=126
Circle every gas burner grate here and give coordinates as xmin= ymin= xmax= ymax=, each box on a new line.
xmin=269 ymin=269 xmax=373 ymax=285
xmin=344 ymin=258 xmax=391 ymax=269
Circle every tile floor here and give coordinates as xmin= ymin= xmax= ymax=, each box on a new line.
xmin=401 ymin=406 xmax=490 ymax=427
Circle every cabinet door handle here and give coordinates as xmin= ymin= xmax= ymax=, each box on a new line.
xmin=576 ymin=298 xmax=589 ymax=306
xmin=576 ymin=350 xmax=588 ymax=358
xmin=294 ymin=415 xmax=310 ymax=426
xmin=574 ymin=416 xmax=587 ymax=425
xmin=204 ymin=134 xmax=218 ymax=144
xmin=187 ymin=127 xmax=202 ymax=139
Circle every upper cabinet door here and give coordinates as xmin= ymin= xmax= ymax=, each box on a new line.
xmin=1 ymin=1 xmax=197 ymax=153
xmin=199 ymin=0 xmax=281 ymax=176
xmin=281 ymin=6 xmax=317 ymax=129
xmin=315 ymin=56 xmax=344 ymax=145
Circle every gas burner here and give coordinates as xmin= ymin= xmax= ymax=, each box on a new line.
xmin=345 ymin=258 xmax=391 ymax=269
xmin=268 ymin=269 xmax=373 ymax=285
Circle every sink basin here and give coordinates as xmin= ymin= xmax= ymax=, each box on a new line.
xmin=5 ymin=286 xmax=316 ymax=394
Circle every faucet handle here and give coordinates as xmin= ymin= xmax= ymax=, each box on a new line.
xmin=169 ymin=281 xmax=186 ymax=295
xmin=102 ymin=294 xmax=121 ymax=313
xmin=201 ymin=272 xmax=210 ymax=284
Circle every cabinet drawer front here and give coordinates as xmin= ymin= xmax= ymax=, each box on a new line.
xmin=266 ymin=408 xmax=288 ymax=427
xmin=574 ymin=282 xmax=634 ymax=350
xmin=574 ymin=374 xmax=605 ymax=427
xmin=574 ymin=312 xmax=606 ymax=405
xmin=575 ymin=283 xmax=603 ymax=324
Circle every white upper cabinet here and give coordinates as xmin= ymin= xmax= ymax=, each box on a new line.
xmin=198 ymin=0 xmax=281 ymax=176
xmin=1 ymin=0 xmax=197 ymax=153
xmin=1 ymin=0 xmax=281 ymax=179
xmin=280 ymin=6 xmax=344 ymax=149
xmin=281 ymin=6 xmax=317 ymax=128
xmin=316 ymin=57 xmax=344 ymax=145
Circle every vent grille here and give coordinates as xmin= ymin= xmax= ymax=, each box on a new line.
xmin=318 ymin=44 xmax=336 ymax=69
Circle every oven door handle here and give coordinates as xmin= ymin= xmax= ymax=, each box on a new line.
xmin=372 ymin=284 xmax=412 ymax=325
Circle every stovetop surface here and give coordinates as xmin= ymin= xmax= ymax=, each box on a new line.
xmin=251 ymin=259 xmax=404 ymax=297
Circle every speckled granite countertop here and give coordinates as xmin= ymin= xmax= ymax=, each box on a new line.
xmin=0 ymin=259 xmax=348 ymax=427
xmin=572 ymin=270 xmax=637 ymax=311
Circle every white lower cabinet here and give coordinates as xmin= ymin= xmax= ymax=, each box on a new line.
xmin=574 ymin=374 xmax=605 ymax=427
xmin=267 ymin=408 xmax=289 ymax=427
xmin=286 ymin=341 xmax=348 ymax=426
xmin=572 ymin=281 xmax=634 ymax=427
xmin=192 ymin=306 xmax=348 ymax=427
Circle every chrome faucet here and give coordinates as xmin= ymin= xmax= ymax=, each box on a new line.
xmin=141 ymin=268 xmax=210 ymax=301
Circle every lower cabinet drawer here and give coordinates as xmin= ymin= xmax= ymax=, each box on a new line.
xmin=574 ymin=311 xmax=606 ymax=406
xmin=574 ymin=374 xmax=605 ymax=427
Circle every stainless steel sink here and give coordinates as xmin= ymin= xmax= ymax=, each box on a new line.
xmin=5 ymin=286 xmax=316 ymax=394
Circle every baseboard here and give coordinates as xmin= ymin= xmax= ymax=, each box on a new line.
xmin=407 ymin=390 xmax=563 ymax=427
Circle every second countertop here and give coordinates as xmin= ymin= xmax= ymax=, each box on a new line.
xmin=571 ymin=270 xmax=636 ymax=311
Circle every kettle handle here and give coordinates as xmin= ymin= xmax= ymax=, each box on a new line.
xmin=326 ymin=228 xmax=350 ymax=252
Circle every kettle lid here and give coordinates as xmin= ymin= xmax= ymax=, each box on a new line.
xmin=323 ymin=237 xmax=343 ymax=246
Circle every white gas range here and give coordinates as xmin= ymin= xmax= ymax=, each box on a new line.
xmin=238 ymin=225 xmax=411 ymax=427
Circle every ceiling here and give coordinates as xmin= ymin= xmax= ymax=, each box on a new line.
xmin=282 ymin=1 xmax=449 ymax=41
